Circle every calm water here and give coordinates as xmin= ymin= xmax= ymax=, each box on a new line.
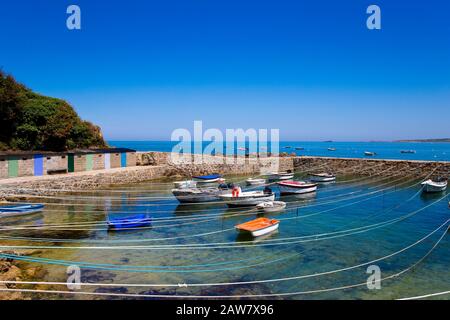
xmin=109 ymin=140 xmax=450 ymax=162
xmin=0 ymin=172 xmax=449 ymax=299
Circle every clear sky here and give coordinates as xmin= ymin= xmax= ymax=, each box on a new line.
xmin=1 ymin=0 xmax=449 ymax=141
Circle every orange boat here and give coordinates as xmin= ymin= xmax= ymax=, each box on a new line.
xmin=235 ymin=217 xmax=279 ymax=237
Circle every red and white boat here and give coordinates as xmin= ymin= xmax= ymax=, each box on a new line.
xmin=277 ymin=180 xmax=317 ymax=195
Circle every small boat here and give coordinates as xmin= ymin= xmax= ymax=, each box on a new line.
xmin=401 ymin=150 xmax=416 ymax=154
xmin=277 ymin=181 xmax=317 ymax=195
xmin=295 ymin=147 xmax=305 ymax=150
xmin=107 ymin=214 xmax=152 ymax=230
xmin=192 ymin=174 xmax=223 ymax=184
xmin=256 ymin=201 xmax=286 ymax=213
xmin=364 ymin=151 xmax=376 ymax=156
xmin=0 ymin=204 xmax=44 ymax=218
xmin=268 ymin=171 xmax=294 ymax=181
xmin=284 ymin=146 xmax=292 ymax=149
xmin=421 ymin=178 xmax=448 ymax=193
xmin=309 ymin=173 xmax=336 ymax=182
xmin=327 ymin=148 xmax=336 ymax=151
xmin=172 ymin=186 xmax=231 ymax=203
xmin=246 ymin=178 xmax=266 ymax=186
xmin=235 ymin=217 xmax=279 ymax=237
xmin=219 ymin=187 xmax=275 ymax=207
xmin=173 ymin=180 xmax=197 ymax=189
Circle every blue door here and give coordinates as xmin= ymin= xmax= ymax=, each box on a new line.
xmin=34 ymin=154 xmax=44 ymax=176
xmin=121 ymin=153 xmax=127 ymax=167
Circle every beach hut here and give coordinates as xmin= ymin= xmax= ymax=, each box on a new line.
xmin=34 ymin=154 xmax=44 ymax=176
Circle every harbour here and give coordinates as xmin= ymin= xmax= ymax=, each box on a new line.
xmin=0 ymin=153 xmax=449 ymax=300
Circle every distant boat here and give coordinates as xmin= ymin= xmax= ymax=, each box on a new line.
xmin=192 ymin=174 xmax=223 ymax=184
xmin=107 ymin=214 xmax=152 ymax=230
xmin=364 ymin=151 xmax=376 ymax=156
xmin=246 ymin=177 xmax=266 ymax=186
xmin=284 ymin=146 xmax=292 ymax=149
xmin=256 ymin=201 xmax=286 ymax=213
xmin=0 ymin=204 xmax=44 ymax=218
xmin=400 ymin=150 xmax=416 ymax=154
xmin=267 ymin=171 xmax=294 ymax=181
xmin=421 ymin=178 xmax=447 ymax=193
xmin=295 ymin=147 xmax=305 ymax=150
xmin=277 ymin=181 xmax=317 ymax=195
xmin=235 ymin=217 xmax=279 ymax=237
xmin=327 ymin=148 xmax=336 ymax=151
xmin=309 ymin=173 xmax=336 ymax=182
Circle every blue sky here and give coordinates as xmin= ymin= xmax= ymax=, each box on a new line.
xmin=1 ymin=0 xmax=449 ymax=141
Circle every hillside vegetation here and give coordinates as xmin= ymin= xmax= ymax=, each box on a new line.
xmin=0 ymin=70 xmax=107 ymax=151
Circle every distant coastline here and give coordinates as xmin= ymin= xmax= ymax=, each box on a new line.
xmin=394 ymin=138 xmax=450 ymax=143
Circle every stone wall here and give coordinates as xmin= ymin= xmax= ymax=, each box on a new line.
xmin=126 ymin=152 xmax=137 ymax=167
xmin=293 ymin=156 xmax=450 ymax=178
xmin=110 ymin=153 xmax=121 ymax=168
xmin=93 ymin=154 xmax=105 ymax=170
xmin=44 ymin=155 xmax=68 ymax=174
xmin=0 ymin=159 xmax=8 ymax=179
xmin=2 ymin=152 xmax=449 ymax=201
xmin=18 ymin=156 xmax=33 ymax=177
xmin=74 ymin=154 xmax=86 ymax=172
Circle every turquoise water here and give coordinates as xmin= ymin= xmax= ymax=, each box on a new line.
xmin=0 ymin=172 xmax=449 ymax=299
xmin=109 ymin=140 xmax=450 ymax=162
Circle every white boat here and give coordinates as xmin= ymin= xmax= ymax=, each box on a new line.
xmin=235 ymin=217 xmax=279 ymax=237
xmin=268 ymin=171 xmax=294 ymax=181
xmin=277 ymin=180 xmax=317 ymax=195
xmin=421 ymin=179 xmax=448 ymax=193
xmin=173 ymin=180 xmax=197 ymax=189
xmin=172 ymin=187 xmax=231 ymax=203
xmin=364 ymin=151 xmax=376 ymax=156
xmin=256 ymin=201 xmax=286 ymax=213
xmin=309 ymin=173 xmax=336 ymax=182
xmin=327 ymin=147 xmax=336 ymax=151
xmin=219 ymin=188 xmax=275 ymax=207
xmin=246 ymin=178 xmax=266 ymax=186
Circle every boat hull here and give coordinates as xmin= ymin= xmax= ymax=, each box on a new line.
xmin=279 ymin=185 xmax=317 ymax=195
xmin=220 ymin=193 xmax=275 ymax=207
xmin=0 ymin=204 xmax=44 ymax=218
xmin=246 ymin=178 xmax=266 ymax=186
xmin=309 ymin=175 xmax=336 ymax=182
xmin=251 ymin=223 xmax=278 ymax=237
xmin=172 ymin=188 xmax=228 ymax=203
xmin=421 ymin=181 xmax=448 ymax=193
xmin=256 ymin=201 xmax=286 ymax=213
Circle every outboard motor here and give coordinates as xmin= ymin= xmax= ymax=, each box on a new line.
xmin=263 ymin=186 xmax=273 ymax=195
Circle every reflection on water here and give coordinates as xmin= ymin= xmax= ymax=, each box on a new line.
xmin=0 ymin=174 xmax=449 ymax=300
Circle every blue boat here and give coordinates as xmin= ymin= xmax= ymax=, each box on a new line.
xmin=0 ymin=204 xmax=44 ymax=218
xmin=107 ymin=214 xmax=152 ymax=230
xmin=192 ymin=174 xmax=223 ymax=183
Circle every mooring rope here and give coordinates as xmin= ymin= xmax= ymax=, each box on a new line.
xmin=0 ymin=217 xmax=447 ymax=298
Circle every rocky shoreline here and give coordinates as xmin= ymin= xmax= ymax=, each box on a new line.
xmin=0 ymin=250 xmax=43 ymax=300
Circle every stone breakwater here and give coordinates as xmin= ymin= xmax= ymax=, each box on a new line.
xmin=1 ymin=152 xmax=449 ymax=201
xmin=0 ymin=152 xmax=292 ymax=200
xmin=294 ymin=156 xmax=450 ymax=178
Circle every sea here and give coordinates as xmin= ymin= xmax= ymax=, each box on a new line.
xmin=108 ymin=140 xmax=450 ymax=162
